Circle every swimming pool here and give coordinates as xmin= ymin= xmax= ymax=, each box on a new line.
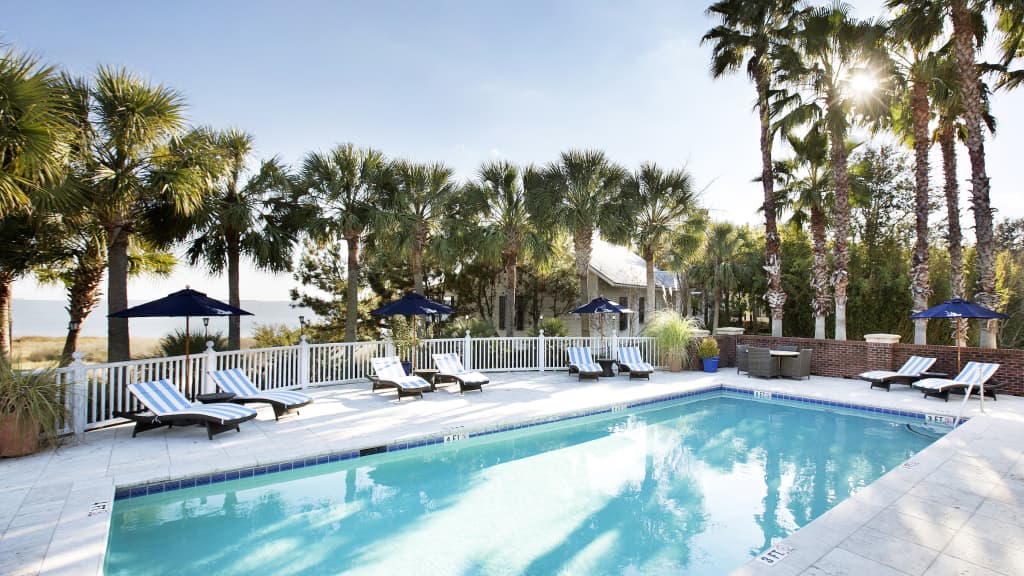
xmin=104 ymin=392 xmax=941 ymax=575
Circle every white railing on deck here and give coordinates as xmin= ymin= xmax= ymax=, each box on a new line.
xmin=58 ymin=332 xmax=657 ymax=434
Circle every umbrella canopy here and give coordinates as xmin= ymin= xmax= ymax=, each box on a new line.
xmin=910 ymin=298 xmax=1008 ymax=320
xmin=570 ymin=296 xmax=632 ymax=315
xmin=109 ymin=288 xmax=254 ymax=319
xmin=909 ymin=298 xmax=1007 ymax=376
xmin=109 ymin=288 xmax=253 ymax=398
xmin=370 ymin=292 xmax=455 ymax=317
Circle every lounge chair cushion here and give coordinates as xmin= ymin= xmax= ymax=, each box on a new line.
xmin=432 ymin=353 xmax=489 ymax=384
xmin=617 ymin=346 xmax=654 ymax=375
xmin=370 ymin=357 xmax=432 ymax=390
xmin=567 ymin=346 xmax=602 ymax=373
xmin=127 ymin=380 xmax=257 ymax=424
xmin=914 ymin=361 xmax=1000 ymax=392
xmin=859 ymin=356 xmax=937 ymax=381
xmin=210 ymin=368 xmax=313 ymax=406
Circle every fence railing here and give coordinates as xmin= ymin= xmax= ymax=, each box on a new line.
xmin=57 ymin=331 xmax=658 ymax=434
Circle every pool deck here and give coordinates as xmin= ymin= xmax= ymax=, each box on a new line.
xmin=2 ymin=369 xmax=1023 ymax=576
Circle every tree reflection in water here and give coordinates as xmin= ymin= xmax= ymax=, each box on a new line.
xmin=106 ymin=396 xmax=937 ymax=576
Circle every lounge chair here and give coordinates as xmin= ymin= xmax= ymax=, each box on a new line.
xmin=209 ymin=368 xmax=313 ymax=420
xmin=913 ymin=361 xmax=1001 ymax=402
xmin=119 ymin=379 xmax=257 ymax=440
xmin=736 ymin=345 xmax=749 ymax=374
xmin=566 ymin=346 xmax=602 ymax=381
xmin=370 ymin=356 xmax=432 ymax=401
xmin=431 ymin=353 xmax=488 ymax=394
xmin=858 ymin=356 xmax=937 ymax=391
xmin=747 ymin=347 xmax=779 ymax=379
xmin=616 ymin=346 xmax=654 ymax=380
xmin=781 ymin=349 xmax=812 ymax=380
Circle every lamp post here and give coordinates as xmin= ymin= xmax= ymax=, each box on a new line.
xmin=202 ymin=317 xmax=209 ymax=342
xmin=299 ymin=315 xmax=306 ymax=339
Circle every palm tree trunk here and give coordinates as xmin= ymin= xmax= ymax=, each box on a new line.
xmin=910 ymin=77 xmax=932 ymax=345
xmin=810 ymin=203 xmax=829 ymax=340
xmin=680 ymin=271 xmax=691 ymax=316
xmin=412 ymin=229 xmax=425 ymax=295
xmin=643 ymin=245 xmax=656 ymax=324
xmin=345 ymin=233 xmax=361 ymax=342
xmin=827 ymin=97 xmax=851 ymax=341
xmin=227 ymin=233 xmax=241 ymax=350
xmin=756 ymin=70 xmax=786 ymax=337
xmin=0 ymin=275 xmax=11 ymax=358
xmin=504 ymin=256 xmax=517 ymax=337
xmin=712 ymin=284 xmax=721 ymax=333
xmin=951 ymin=0 xmax=998 ymax=347
xmin=574 ymin=226 xmax=593 ymax=337
xmin=940 ymin=127 xmax=966 ymax=346
xmin=61 ymin=255 xmax=105 ymax=366
xmin=107 ymin=227 xmax=131 ymax=361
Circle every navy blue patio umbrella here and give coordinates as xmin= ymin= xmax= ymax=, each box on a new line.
xmin=571 ymin=296 xmax=633 ymax=354
xmin=110 ymin=287 xmax=253 ymax=395
xmin=910 ymin=298 xmax=1008 ymax=369
xmin=371 ymin=293 xmax=455 ymax=369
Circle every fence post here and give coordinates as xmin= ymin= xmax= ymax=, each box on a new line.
xmin=70 ymin=352 xmax=87 ymax=437
xmin=203 ymin=342 xmax=217 ymax=394
xmin=464 ymin=330 xmax=472 ymax=370
xmin=611 ymin=329 xmax=619 ymax=362
xmin=538 ymin=330 xmax=545 ymax=372
xmin=385 ymin=335 xmax=396 ymax=357
xmin=299 ymin=335 xmax=311 ymax=389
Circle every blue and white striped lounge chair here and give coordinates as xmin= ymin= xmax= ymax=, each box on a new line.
xmin=616 ymin=346 xmax=654 ymax=380
xmin=370 ymin=356 xmax=432 ymax=401
xmin=566 ymin=346 xmax=602 ymax=381
xmin=431 ymin=353 xmax=487 ymax=394
xmin=209 ymin=368 xmax=313 ymax=420
xmin=858 ymin=356 xmax=937 ymax=391
xmin=122 ymin=379 xmax=257 ymax=440
xmin=913 ymin=361 xmax=1001 ymax=402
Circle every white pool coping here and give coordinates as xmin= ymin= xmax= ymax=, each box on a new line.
xmin=1 ymin=369 xmax=1021 ymax=576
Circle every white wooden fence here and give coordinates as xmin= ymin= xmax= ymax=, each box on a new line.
xmin=57 ymin=332 xmax=658 ymax=435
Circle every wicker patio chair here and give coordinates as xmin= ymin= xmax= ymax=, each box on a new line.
xmin=780 ymin=349 xmax=811 ymax=380
xmin=747 ymin=347 xmax=779 ymax=379
xmin=736 ymin=345 xmax=749 ymax=374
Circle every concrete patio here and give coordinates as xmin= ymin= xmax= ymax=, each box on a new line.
xmin=2 ymin=369 xmax=1022 ymax=576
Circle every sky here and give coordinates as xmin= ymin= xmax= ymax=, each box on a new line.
xmin=5 ymin=0 xmax=1022 ymax=302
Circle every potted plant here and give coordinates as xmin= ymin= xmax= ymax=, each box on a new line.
xmin=698 ymin=337 xmax=720 ymax=373
xmin=0 ymin=361 xmax=65 ymax=458
xmin=642 ymin=311 xmax=699 ymax=372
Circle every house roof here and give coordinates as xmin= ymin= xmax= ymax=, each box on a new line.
xmin=589 ymin=239 xmax=678 ymax=292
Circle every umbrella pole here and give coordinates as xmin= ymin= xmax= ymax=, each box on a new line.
xmin=185 ymin=316 xmax=192 ymax=400
xmin=411 ymin=315 xmax=417 ymax=372
xmin=956 ymin=318 xmax=961 ymax=372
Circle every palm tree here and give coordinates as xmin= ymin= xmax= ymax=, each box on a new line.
xmin=77 ymin=66 xmax=207 ymax=361
xmin=888 ymin=2 xmax=946 ymax=344
xmin=995 ymin=0 xmax=1024 ymax=90
xmin=296 ymin=144 xmax=389 ymax=342
xmin=929 ymin=51 xmax=995 ymax=347
xmin=666 ymin=211 xmax=709 ymax=317
xmin=948 ymin=0 xmax=999 ymax=346
xmin=702 ymin=0 xmax=802 ymax=338
xmin=778 ymin=3 xmax=890 ymax=340
xmin=529 ymin=149 xmax=625 ymax=337
xmin=386 ymin=161 xmax=459 ymax=295
xmin=465 ymin=161 xmax=547 ymax=337
xmin=0 ymin=48 xmax=68 ymax=218
xmin=697 ymin=222 xmax=750 ymax=332
xmin=183 ymin=129 xmax=295 ymax=349
xmin=776 ymin=126 xmax=832 ymax=339
xmin=615 ymin=163 xmax=698 ymax=324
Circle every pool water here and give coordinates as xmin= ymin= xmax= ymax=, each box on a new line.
xmin=104 ymin=394 xmax=940 ymax=575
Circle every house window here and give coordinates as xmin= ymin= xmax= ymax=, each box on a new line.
xmin=619 ymin=297 xmax=628 ymax=332
xmin=516 ymin=306 xmax=524 ymax=331
xmin=498 ymin=296 xmax=507 ymax=330
xmin=638 ymin=297 xmax=645 ymax=324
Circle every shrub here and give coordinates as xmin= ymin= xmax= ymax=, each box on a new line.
xmin=438 ymin=317 xmax=498 ymax=338
xmin=157 ymin=329 xmax=227 ymax=357
xmin=697 ymin=336 xmax=720 ymax=359
xmin=252 ymin=323 xmax=302 ymax=348
xmin=0 ymin=360 xmax=65 ymax=453
xmin=642 ymin=311 xmax=700 ymax=366
xmin=529 ymin=317 xmax=568 ymax=337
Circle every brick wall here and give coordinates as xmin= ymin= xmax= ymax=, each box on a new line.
xmin=714 ymin=335 xmax=1024 ymax=397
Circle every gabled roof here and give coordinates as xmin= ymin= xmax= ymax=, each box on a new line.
xmin=589 ymin=239 xmax=678 ymax=292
